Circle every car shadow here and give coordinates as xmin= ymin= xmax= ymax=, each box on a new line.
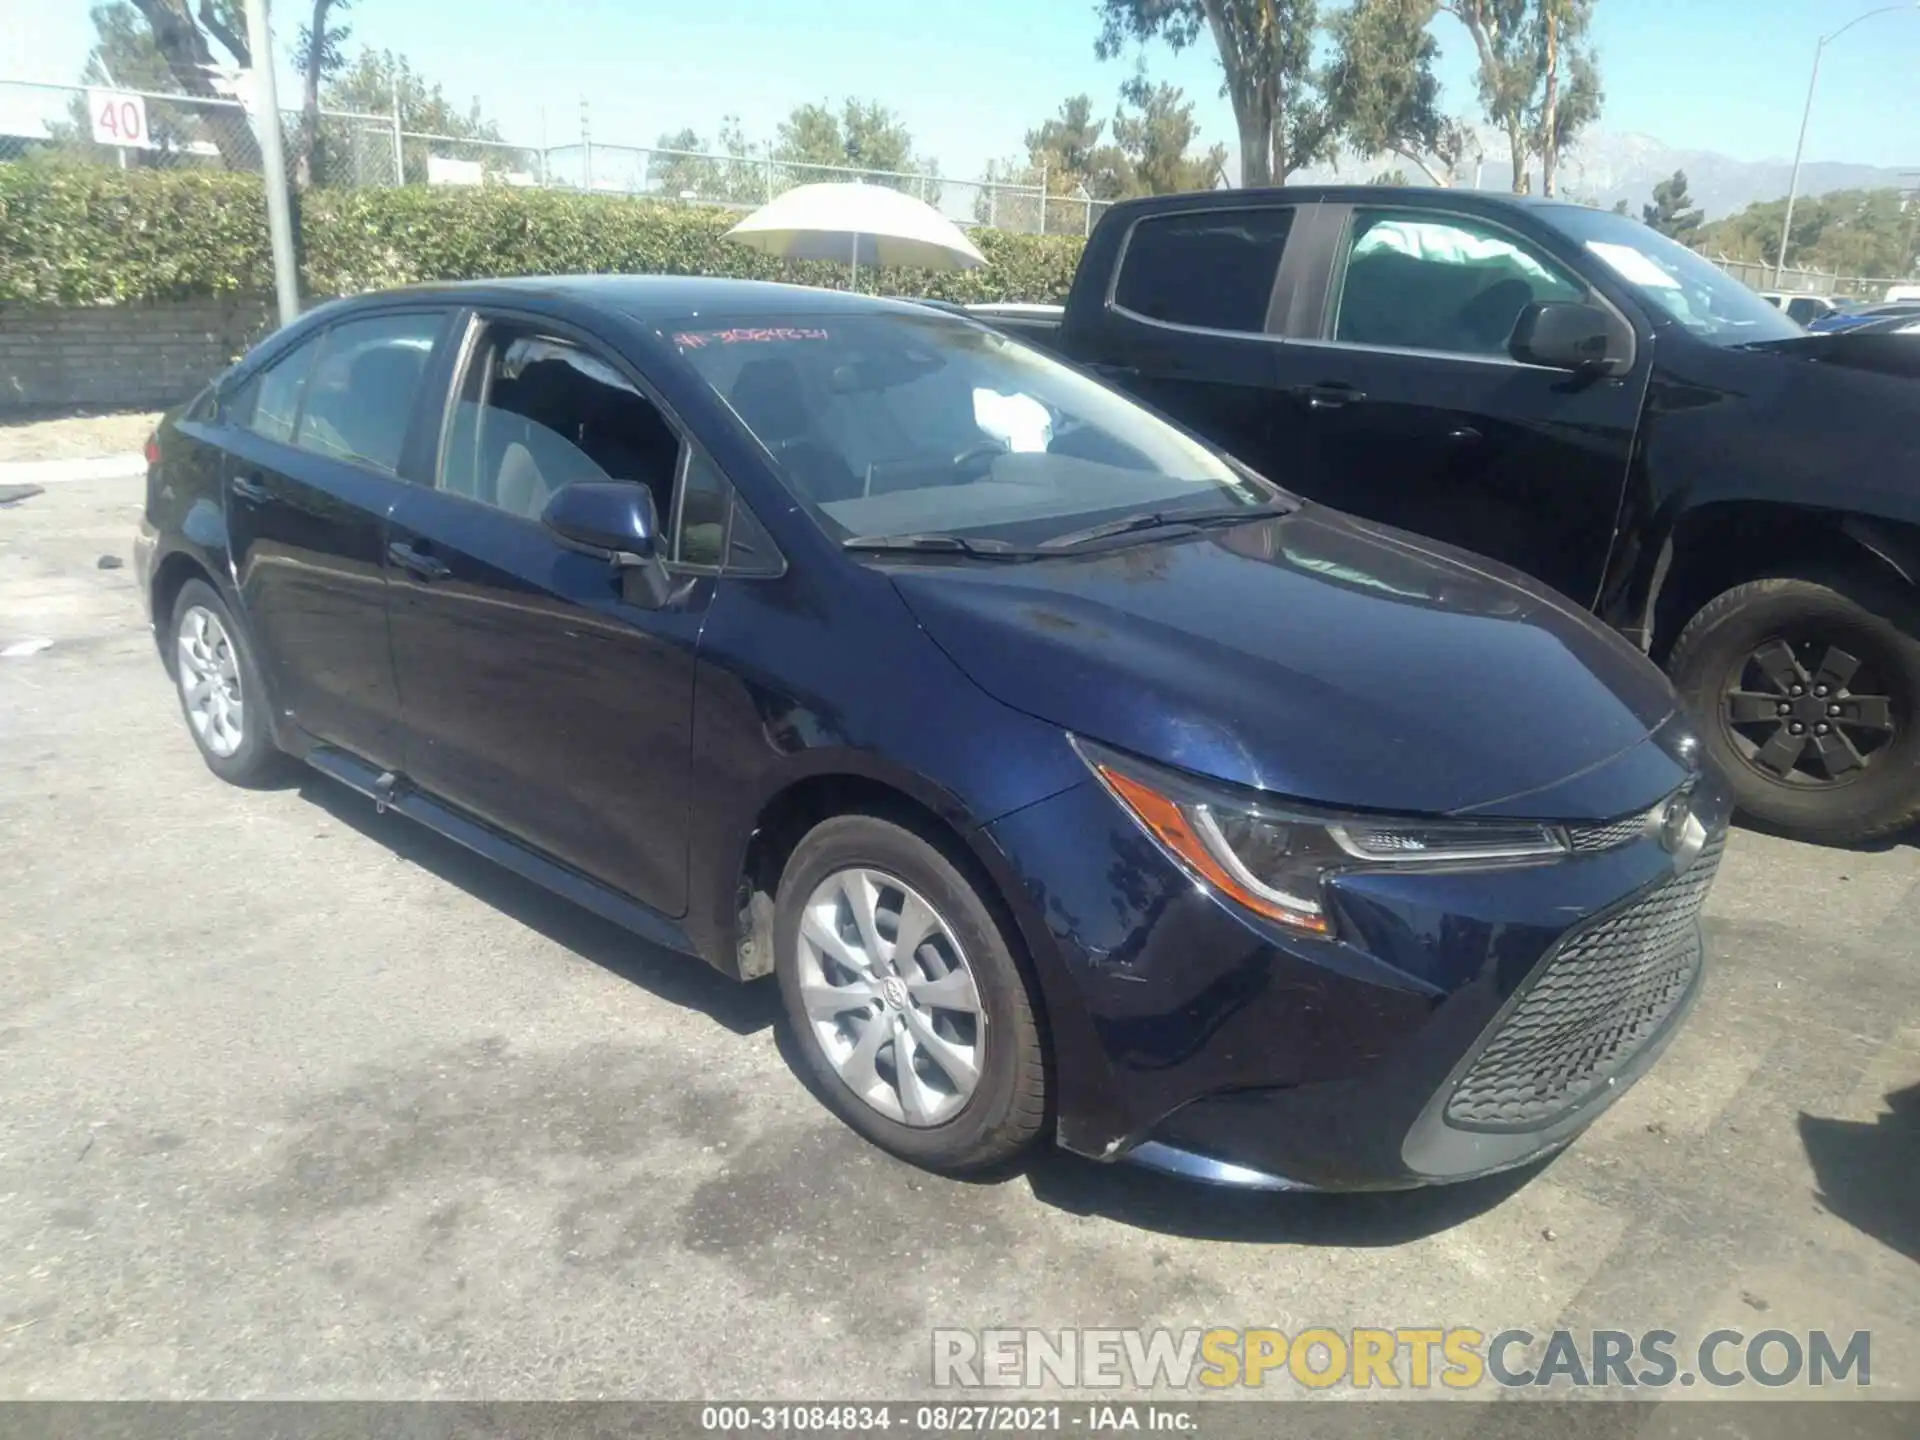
xmin=296 ymin=774 xmax=780 ymax=1038
xmin=1798 ymin=1081 xmax=1920 ymax=1265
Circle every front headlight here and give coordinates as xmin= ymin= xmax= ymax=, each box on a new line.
xmin=1074 ymin=737 xmax=1568 ymax=937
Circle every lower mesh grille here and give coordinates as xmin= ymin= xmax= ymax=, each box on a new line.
xmin=1444 ymin=832 xmax=1725 ymax=1132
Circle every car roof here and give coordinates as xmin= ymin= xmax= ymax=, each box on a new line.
xmin=332 ymin=275 xmax=938 ymax=323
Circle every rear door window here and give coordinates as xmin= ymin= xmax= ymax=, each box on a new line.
xmin=292 ymin=312 xmax=442 ymax=474
xmin=1331 ymin=210 xmax=1585 ymax=356
xmin=1112 ymin=208 xmax=1295 ymax=333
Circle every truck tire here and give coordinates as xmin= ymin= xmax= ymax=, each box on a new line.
xmin=1667 ymin=570 xmax=1920 ymax=845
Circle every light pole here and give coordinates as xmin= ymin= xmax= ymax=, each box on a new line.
xmin=1774 ymin=3 xmax=1920 ymax=286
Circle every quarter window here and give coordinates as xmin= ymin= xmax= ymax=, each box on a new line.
xmin=1333 ymin=211 xmax=1585 ymax=357
xmin=293 ymin=312 xmax=441 ymax=473
xmin=1113 ymin=208 xmax=1295 ymax=333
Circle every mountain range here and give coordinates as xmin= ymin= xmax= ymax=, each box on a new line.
xmin=1300 ymin=128 xmax=1917 ymax=219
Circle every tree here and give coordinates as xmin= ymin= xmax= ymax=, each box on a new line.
xmin=1437 ymin=1 xmax=1535 ymax=192
xmin=1095 ymin=0 xmax=1336 ymax=187
xmin=649 ymin=125 xmax=720 ymax=200
xmin=123 ymin=0 xmax=261 ymax=170
xmin=53 ymin=1 xmax=261 ymax=170
xmin=1438 ymin=1 xmax=1603 ymax=195
xmin=1324 ymin=0 xmax=1475 ymax=185
xmin=647 ymin=118 xmax=766 ymax=204
xmin=291 ymin=0 xmax=353 ymax=186
xmin=324 ymin=48 xmax=520 ymax=182
xmin=1642 ymin=169 xmax=1703 ymax=241
xmin=1611 ymin=197 xmax=1629 ymax=215
xmin=1532 ymin=0 xmax=1601 ymax=197
xmin=1025 ymin=94 xmax=1132 ymax=199
xmin=1111 ymin=69 xmax=1228 ymax=195
xmin=1696 ymin=188 xmax=1919 ymax=277
xmin=774 ymin=98 xmax=924 ymax=181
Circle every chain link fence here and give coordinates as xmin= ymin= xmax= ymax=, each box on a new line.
xmin=1699 ymin=249 xmax=1908 ymax=303
xmin=2 ymin=78 xmax=1104 ymax=235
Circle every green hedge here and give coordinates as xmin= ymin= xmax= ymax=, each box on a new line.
xmin=0 ymin=165 xmax=1086 ymax=307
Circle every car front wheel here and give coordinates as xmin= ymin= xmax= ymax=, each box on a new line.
xmin=773 ymin=814 xmax=1047 ymax=1173
xmin=168 ymin=578 xmax=288 ymax=787
xmin=1668 ymin=570 xmax=1920 ymax=845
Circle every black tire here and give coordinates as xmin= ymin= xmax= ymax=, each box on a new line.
xmin=1667 ymin=569 xmax=1920 ymax=845
xmin=773 ymin=814 xmax=1047 ymax=1173
xmin=167 ymin=578 xmax=290 ymax=788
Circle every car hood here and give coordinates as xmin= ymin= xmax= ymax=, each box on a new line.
xmin=884 ymin=507 xmax=1687 ymax=820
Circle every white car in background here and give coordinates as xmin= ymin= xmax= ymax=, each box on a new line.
xmin=1758 ymin=291 xmax=1852 ymax=326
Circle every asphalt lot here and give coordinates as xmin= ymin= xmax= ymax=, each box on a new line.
xmin=1 ymin=463 xmax=1917 ymax=1403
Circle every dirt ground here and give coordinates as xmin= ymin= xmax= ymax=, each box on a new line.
xmin=0 ymin=411 xmax=163 ymax=463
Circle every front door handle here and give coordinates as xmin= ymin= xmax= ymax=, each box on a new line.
xmin=230 ymin=473 xmax=271 ymax=504
xmin=387 ymin=539 xmax=451 ymax=582
xmin=1298 ymin=383 xmax=1367 ymax=410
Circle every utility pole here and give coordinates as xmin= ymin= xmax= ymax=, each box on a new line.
xmin=389 ymin=70 xmax=404 ymax=185
xmin=243 ymin=0 xmax=300 ymax=328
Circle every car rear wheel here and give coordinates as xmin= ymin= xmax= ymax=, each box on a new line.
xmin=169 ymin=579 xmax=288 ymax=787
xmin=1667 ymin=570 xmax=1920 ymax=845
xmin=773 ymin=814 xmax=1046 ymax=1172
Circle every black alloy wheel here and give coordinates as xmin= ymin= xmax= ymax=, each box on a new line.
xmin=1668 ymin=571 xmax=1920 ymax=846
xmin=1721 ymin=636 xmax=1897 ymax=786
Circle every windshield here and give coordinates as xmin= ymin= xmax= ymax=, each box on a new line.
xmin=1539 ymin=205 xmax=1802 ymax=347
xmin=668 ymin=313 xmax=1275 ymax=546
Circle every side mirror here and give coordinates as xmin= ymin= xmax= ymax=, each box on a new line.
xmin=1510 ymin=301 xmax=1633 ymax=376
xmin=542 ymin=482 xmax=673 ymax=606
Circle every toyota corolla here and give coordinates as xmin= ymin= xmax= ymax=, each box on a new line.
xmin=133 ymin=277 xmax=1728 ymax=1189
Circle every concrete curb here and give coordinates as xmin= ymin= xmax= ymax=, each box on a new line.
xmin=0 ymin=454 xmax=146 ymax=485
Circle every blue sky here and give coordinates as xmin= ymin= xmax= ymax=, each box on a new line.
xmin=12 ymin=0 xmax=1920 ymax=177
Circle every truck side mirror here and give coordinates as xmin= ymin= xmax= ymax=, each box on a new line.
xmin=1510 ymin=301 xmax=1634 ymax=376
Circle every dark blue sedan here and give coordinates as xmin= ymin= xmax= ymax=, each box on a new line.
xmin=133 ymin=277 xmax=1727 ymax=1190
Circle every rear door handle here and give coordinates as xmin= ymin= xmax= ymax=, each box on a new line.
xmin=1298 ymin=383 xmax=1367 ymax=410
xmin=387 ymin=539 xmax=451 ymax=582
xmin=1088 ymin=362 xmax=1141 ymax=382
xmin=230 ymin=473 xmax=271 ymax=504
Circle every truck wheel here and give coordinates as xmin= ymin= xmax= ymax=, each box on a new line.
xmin=1667 ymin=570 xmax=1920 ymax=845
xmin=773 ymin=814 xmax=1047 ymax=1173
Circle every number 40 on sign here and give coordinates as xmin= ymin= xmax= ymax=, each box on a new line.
xmin=87 ymin=89 xmax=154 ymax=150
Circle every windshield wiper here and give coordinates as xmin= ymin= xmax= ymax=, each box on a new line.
xmin=842 ymin=532 xmax=1025 ymax=558
xmin=1040 ymin=503 xmax=1286 ymax=551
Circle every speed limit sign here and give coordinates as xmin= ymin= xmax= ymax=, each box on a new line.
xmin=87 ymin=89 xmax=154 ymax=150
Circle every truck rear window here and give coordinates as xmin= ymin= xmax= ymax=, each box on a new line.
xmin=1112 ymin=208 xmax=1294 ymax=335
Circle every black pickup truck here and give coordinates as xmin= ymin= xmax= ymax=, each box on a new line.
xmin=949 ymin=186 xmax=1920 ymax=846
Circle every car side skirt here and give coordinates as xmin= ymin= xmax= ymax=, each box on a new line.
xmin=303 ymin=745 xmax=701 ymax=960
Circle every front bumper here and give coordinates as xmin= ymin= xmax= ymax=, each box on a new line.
xmin=983 ymin=769 xmax=1731 ymax=1191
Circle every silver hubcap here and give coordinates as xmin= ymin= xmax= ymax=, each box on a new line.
xmin=797 ymin=867 xmax=986 ymax=1127
xmin=176 ymin=605 xmax=245 ymax=758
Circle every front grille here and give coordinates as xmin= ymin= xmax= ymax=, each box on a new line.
xmin=1444 ymin=832 xmax=1725 ymax=1132
xmin=1567 ymin=808 xmax=1655 ymax=853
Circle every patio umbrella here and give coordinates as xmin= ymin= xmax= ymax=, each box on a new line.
xmin=725 ymin=182 xmax=986 ymax=289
